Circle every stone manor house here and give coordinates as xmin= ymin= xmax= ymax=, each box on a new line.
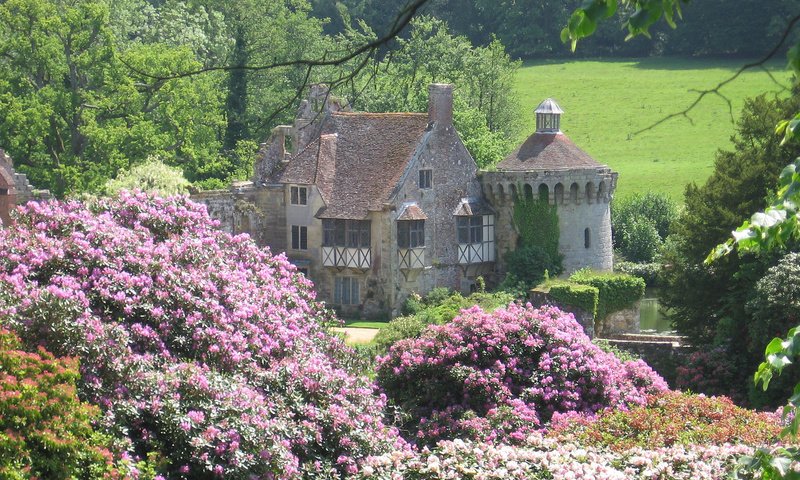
xmin=194 ymin=83 xmax=617 ymax=317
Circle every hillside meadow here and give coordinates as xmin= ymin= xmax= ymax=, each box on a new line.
xmin=514 ymin=57 xmax=790 ymax=201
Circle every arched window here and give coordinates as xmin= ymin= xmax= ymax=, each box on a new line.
xmin=584 ymin=228 xmax=591 ymax=249
xmin=598 ymin=181 xmax=607 ymax=202
xmin=538 ymin=184 xmax=549 ymax=203
xmin=570 ymin=183 xmax=579 ymax=204
xmin=510 ymin=184 xmax=518 ymax=201
xmin=554 ymin=183 xmax=564 ymax=205
xmin=524 ymin=184 xmax=533 ymax=200
xmin=585 ymin=182 xmax=595 ymax=204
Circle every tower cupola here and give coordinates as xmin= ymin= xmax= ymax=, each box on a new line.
xmin=535 ymin=98 xmax=563 ymax=134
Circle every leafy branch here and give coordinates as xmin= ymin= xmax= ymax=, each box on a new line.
xmin=564 ymin=0 xmax=797 ymax=137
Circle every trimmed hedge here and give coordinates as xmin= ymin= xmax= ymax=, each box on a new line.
xmin=615 ymin=261 xmax=662 ymax=287
xmin=569 ymin=269 xmax=645 ymax=320
xmin=544 ymin=281 xmax=599 ymax=318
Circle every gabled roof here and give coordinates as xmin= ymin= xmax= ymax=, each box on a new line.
xmin=278 ymin=112 xmax=429 ymax=219
xmin=397 ymin=203 xmax=427 ymax=220
xmin=496 ymin=132 xmax=603 ymax=171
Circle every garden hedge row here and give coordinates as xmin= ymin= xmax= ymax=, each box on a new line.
xmin=545 ymin=281 xmax=599 ymax=318
xmin=569 ymin=269 xmax=646 ymax=320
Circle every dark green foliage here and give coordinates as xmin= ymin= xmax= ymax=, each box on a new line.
xmin=317 ymin=0 xmax=799 ymax=59
xmin=612 ymin=192 xmax=677 ymax=263
xmin=614 ymin=261 xmax=662 ymax=287
xmin=747 ymin=252 xmax=800 ymax=355
xmin=505 ymin=245 xmax=562 ymax=287
xmin=739 ymin=252 xmax=800 ymax=407
xmin=513 ymin=197 xmax=560 ymax=259
xmin=661 ymin=93 xmax=800 ymax=347
xmin=569 ymin=269 xmax=645 ymax=321
xmin=348 ymin=17 xmax=520 ymax=169
xmin=544 ymin=281 xmax=599 ymax=318
xmin=506 ymin=196 xmax=563 ymax=287
xmin=619 ymin=218 xmax=662 ymax=263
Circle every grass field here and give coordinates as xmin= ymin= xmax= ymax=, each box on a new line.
xmin=514 ymin=57 xmax=790 ymax=201
xmin=342 ymin=320 xmax=389 ymax=329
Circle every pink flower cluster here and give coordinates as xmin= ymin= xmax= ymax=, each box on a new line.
xmin=376 ymin=303 xmax=667 ymax=444
xmin=356 ymin=434 xmax=760 ymax=479
xmin=0 ymin=192 xmax=400 ymax=478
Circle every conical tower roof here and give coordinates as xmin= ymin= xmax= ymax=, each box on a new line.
xmin=497 ymin=98 xmax=604 ymax=171
xmin=534 ymin=98 xmax=564 ymax=115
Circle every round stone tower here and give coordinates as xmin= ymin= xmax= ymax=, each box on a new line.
xmin=481 ymin=98 xmax=617 ymax=273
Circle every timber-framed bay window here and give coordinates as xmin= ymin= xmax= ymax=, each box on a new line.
xmin=398 ymin=219 xmax=425 ymax=269
xmin=322 ymin=219 xmax=371 ymax=269
xmin=456 ymin=214 xmax=495 ymax=264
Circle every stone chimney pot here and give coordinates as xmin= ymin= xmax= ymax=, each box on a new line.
xmin=428 ymin=83 xmax=454 ymax=126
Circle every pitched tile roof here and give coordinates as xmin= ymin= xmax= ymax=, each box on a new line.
xmin=282 ymin=112 xmax=430 ymax=219
xmin=397 ymin=203 xmax=427 ymax=220
xmin=497 ymin=132 xmax=604 ymax=171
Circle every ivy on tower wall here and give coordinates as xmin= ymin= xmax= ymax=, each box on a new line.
xmin=512 ymin=195 xmax=560 ymax=260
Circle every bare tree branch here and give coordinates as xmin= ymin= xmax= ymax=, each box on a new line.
xmin=123 ymin=0 xmax=431 ymax=82
xmin=631 ymin=12 xmax=800 ymax=137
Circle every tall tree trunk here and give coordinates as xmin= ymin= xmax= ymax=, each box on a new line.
xmin=224 ymin=26 xmax=248 ymax=151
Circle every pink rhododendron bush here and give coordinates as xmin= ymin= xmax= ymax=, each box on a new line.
xmin=376 ymin=304 xmax=668 ymax=444
xmin=0 ymin=192 xmax=400 ymax=478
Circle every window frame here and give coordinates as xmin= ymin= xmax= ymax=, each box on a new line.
xmin=290 ymin=186 xmax=308 ymax=206
xmin=397 ymin=220 xmax=425 ymax=248
xmin=322 ymin=219 xmax=371 ymax=248
xmin=457 ymin=216 xmax=484 ymax=244
xmin=291 ymin=225 xmax=308 ymax=250
xmin=419 ymin=169 xmax=433 ymax=189
xmin=334 ymin=276 xmax=361 ymax=305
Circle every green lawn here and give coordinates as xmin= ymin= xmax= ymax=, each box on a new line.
xmin=513 ymin=57 xmax=790 ymax=201
xmin=342 ymin=320 xmax=390 ymax=329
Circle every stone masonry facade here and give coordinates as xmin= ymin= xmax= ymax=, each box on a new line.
xmin=193 ymin=85 xmax=617 ymax=317
xmin=0 ymin=149 xmax=45 ymax=226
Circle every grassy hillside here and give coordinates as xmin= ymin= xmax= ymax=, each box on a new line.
xmin=514 ymin=57 xmax=790 ymax=201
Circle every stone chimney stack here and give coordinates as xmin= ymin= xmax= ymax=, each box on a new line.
xmin=428 ymin=83 xmax=454 ymax=126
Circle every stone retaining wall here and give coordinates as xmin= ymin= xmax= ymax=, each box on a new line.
xmin=603 ymin=334 xmax=691 ymax=386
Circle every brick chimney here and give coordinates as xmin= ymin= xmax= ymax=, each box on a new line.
xmin=428 ymin=83 xmax=454 ymax=126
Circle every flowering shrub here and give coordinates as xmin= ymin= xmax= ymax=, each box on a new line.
xmin=355 ymin=435 xmax=758 ymax=479
xmin=0 ymin=328 xmax=119 ymax=479
xmin=376 ymin=304 xmax=667 ymax=444
xmin=0 ymin=192 xmax=400 ymax=478
xmin=552 ymin=391 xmax=781 ymax=451
xmin=675 ymin=345 xmax=750 ymax=405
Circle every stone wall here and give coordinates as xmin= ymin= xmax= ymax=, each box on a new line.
xmin=0 ymin=150 xmax=50 ymax=226
xmin=598 ymin=302 xmax=640 ymax=336
xmin=480 ymin=166 xmax=616 ymax=275
xmin=191 ymin=182 xmax=286 ymax=250
xmin=0 ymin=150 xmax=15 ymax=226
xmin=603 ymin=334 xmax=691 ymax=386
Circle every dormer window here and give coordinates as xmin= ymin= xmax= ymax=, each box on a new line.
xmin=419 ymin=169 xmax=432 ymax=189
xmin=398 ymin=220 xmax=425 ymax=248
xmin=290 ymin=186 xmax=307 ymax=205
